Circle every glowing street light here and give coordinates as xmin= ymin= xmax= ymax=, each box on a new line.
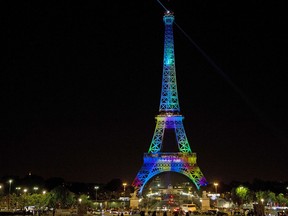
xmin=16 ymin=187 xmax=21 ymax=195
xmin=22 ymin=188 xmax=28 ymax=208
xmin=8 ymin=179 xmax=13 ymax=193
xmin=213 ymin=182 xmax=218 ymax=193
xmin=213 ymin=182 xmax=219 ymax=207
xmin=8 ymin=179 xmax=13 ymax=210
xmin=94 ymin=186 xmax=99 ymax=201
xmin=33 ymin=187 xmax=39 ymax=193
xmin=123 ymin=183 xmax=127 ymax=192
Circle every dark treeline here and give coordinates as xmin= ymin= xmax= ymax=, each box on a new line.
xmin=0 ymin=174 xmax=131 ymax=200
xmin=206 ymin=179 xmax=288 ymax=195
xmin=1 ymin=174 xmax=288 ymax=196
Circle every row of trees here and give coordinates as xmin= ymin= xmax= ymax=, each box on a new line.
xmin=0 ymin=175 xmax=131 ymax=211
xmin=2 ymin=185 xmax=287 ymax=211
xmin=0 ymin=175 xmax=132 ymax=201
xmin=0 ymin=185 xmax=130 ymax=212
xmin=230 ymin=185 xmax=288 ymax=207
xmin=1 ymin=175 xmax=288 ymax=210
xmin=0 ymin=185 xmax=77 ymax=210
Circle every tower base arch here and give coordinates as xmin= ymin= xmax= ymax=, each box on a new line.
xmin=132 ymin=153 xmax=207 ymax=196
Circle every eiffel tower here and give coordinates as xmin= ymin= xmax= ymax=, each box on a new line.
xmin=132 ymin=11 xmax=208 ymax=196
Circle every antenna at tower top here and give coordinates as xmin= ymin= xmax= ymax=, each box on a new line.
xmin=164 ymin=10 xmax=174 ymax=15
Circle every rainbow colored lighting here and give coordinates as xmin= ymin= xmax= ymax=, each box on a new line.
xmin=133 ymin=153 xmax=207 ymax=195
xmin=159 ymin=12 xmax=180 ymax=113
xmin=148 ymin=115 xmax=191 ymax=153
xmin=132 ymin=11 xmax=207 ymax=196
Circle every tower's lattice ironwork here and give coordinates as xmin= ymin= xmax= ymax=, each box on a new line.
xmin=132 ymin=11 xmax=207 ymax=196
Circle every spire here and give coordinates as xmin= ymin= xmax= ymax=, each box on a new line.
xmin=159 ymin=11 xmax=180 ymax=113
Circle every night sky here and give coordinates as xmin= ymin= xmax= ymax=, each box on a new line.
xmin=1 ymin=1 xmax=288 ymax=186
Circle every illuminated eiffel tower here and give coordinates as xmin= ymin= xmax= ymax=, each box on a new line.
xmin=132 ymin=11 xmax=208 ymax=196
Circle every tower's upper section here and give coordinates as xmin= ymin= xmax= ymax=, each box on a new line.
xmin=159 ymin=11 xmax=180 ymax=114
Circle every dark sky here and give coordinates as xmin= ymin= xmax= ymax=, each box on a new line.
xmin=1 ymin=1 xmax=288 ymax=186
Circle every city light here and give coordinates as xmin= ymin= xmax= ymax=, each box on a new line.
xmin=123 ymin=183 xmax=127 ymax=192
xmin=33 ymin=186 xmax=39 ymax=193
xmin=214 ymin=182 xmax=218 ymax=193
xmin=8 ymin=179 xmax=13 ymax=193
xmin=95 ymin=186 xmax=99 ymax=201
xmin=8 ymin=179 xmax=13 ymax=210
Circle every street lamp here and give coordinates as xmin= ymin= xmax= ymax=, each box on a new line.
xmin=213 ymin=182 xmax=218 ymax=193
xmin=123 ymin=183 xmax=127 ymax=193
xmin=16 ymin=187 xmax=21 ymax=196
xmin=213 ymin=182 xmax=219 ymax=208
xmin=8 ymin=179 xmax=13 ymax=210
xmin=33 ymin=187 xmax=39 ymax=193
xmin=23 ymin=189 xmax=28 ymax=208
xmin=9 ymin=179 xmax=13 ymax=194
xmin=94 ymin=186 xmax=99 ymax=201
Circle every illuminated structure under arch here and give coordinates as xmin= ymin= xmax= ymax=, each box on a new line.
xmin=132 ymin=11 xmax=207 ymax=196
